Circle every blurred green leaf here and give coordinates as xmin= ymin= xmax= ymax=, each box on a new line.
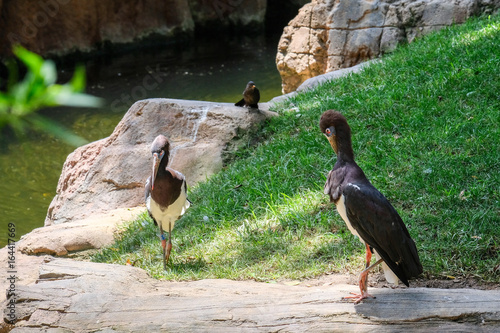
xmin=69 ymin=65 xmax=86 ymax=92
xmin=55 ymin=86 xmax=102 ymax=107
xmin=1 ymin=46 xmax=103 ymax=146
xmin=13 ymin=46 xmax=44 ymax=75
xmin=40 ymin=60 xmax=57 ymax=86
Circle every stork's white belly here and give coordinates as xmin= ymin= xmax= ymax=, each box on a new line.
xmin=147 ymin=186 xmax=190 ymax=231
xmin=336 ymin=194 xmax=362 ymax=242
xmin=336 ymin=193 xmax=399 ymax=285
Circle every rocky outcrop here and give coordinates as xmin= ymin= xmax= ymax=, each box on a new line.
xmin=277 ymin=0 xmax=500 ymax=93
xmin=0 ymin=0 xmax=268 ymax=57
xmin=18 ymin=207 xmax=143 ymax=256
xmin=2 ymin=255 xmax=500 ymax=331
xmin=44 ymin=99 xmax=276 ymax=226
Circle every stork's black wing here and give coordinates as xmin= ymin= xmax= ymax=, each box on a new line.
xmin=342 ymin=183 xmax=422 ymax=286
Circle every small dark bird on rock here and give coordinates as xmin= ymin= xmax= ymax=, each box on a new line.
xmin=319 ymin=110 xmax=422 ymax=304
xmin=145 ymin=135 xmax=191 ymax=270
xmin=235 ymin=81 xmax=260 ymax=108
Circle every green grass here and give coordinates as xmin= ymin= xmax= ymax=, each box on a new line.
xmin=93 ymin=14 xmax=500 ymax=283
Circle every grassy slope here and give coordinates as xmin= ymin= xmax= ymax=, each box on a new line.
xmin=93 ymin=14 xmax=500 ymax=283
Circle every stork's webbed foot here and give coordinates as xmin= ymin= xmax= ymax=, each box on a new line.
xmin=342 ymin=291 xmax=376 ymax=304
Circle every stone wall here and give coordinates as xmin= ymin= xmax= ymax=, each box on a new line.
xmin=277 ymin=0 xmax=500 ymax=93
xmin=189 ymin=0 xmax=267 ymax=31
xmin=0 ymin=0 xmax=267 ymax=57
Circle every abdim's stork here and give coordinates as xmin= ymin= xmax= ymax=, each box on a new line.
xmin=319 ymin=110 xmax=422 ymax=303
xmin=145 ymin=135 xmax=190 ymax=270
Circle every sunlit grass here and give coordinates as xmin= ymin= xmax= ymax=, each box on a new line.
xmin=93 ymin=14 xmax=500 ymax=283
xmin=452 ymin=16 xmax=499 ymax=46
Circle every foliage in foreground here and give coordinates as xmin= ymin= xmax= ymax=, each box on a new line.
xmin=0 ymin=47 xmax=102 ymax=146
xmin=93 ymin=15 xmax=500 ymax=283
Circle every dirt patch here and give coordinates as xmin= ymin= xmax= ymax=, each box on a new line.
xmin=279 ymin=272 xmax=500 ymax=290
xmin=409 ymin=276 xmax=500 ymax=290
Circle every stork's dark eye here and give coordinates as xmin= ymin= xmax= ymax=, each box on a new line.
xmin=325 ymin=128 xmax=331 ymax=135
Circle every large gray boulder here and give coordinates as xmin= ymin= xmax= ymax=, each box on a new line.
xmin=45 ymin=99 xmax=276 ymax=227
xmin=277 ymin=0 xmax=500 ymax=93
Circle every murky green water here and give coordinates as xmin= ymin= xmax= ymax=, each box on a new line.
xmin=0 ymin=34 xmax=283 ymax=247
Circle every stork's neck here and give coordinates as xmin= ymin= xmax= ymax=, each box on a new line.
xmin=336 ymin=137 xmax=355 ymax=163
xmin=157 ymin=156 xmax=169 ymax=177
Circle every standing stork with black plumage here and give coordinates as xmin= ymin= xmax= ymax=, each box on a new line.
xmin=319 ymin=110 xmax=422 ymax=304
xmin=145 ymin=134 xmax=190 ymax=270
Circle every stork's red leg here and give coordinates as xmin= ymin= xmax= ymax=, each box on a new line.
xmin=343 ymin=258 xmax=384 ymax=304
xmin=164 ymin=222 xmax=173 ymax=268
xmin=364 ymin=243 xmax=372 ymax=269
xmin=160 ymin=226 xmax=167 ymax=270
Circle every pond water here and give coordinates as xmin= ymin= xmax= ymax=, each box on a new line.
xmin=0 ymin=33 xmax=284 ymax=247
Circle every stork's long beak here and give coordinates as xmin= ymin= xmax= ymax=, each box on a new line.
xmin=151 ymin=151 xmax=163 ymax=190
xmin=325 ymin=126 xmax=338 ymax=155
xmin=328 ymin=136 xmax=338 ymax=155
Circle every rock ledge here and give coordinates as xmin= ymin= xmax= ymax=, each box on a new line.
xmin=2 ymin=256 xmax=499 ymax=332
